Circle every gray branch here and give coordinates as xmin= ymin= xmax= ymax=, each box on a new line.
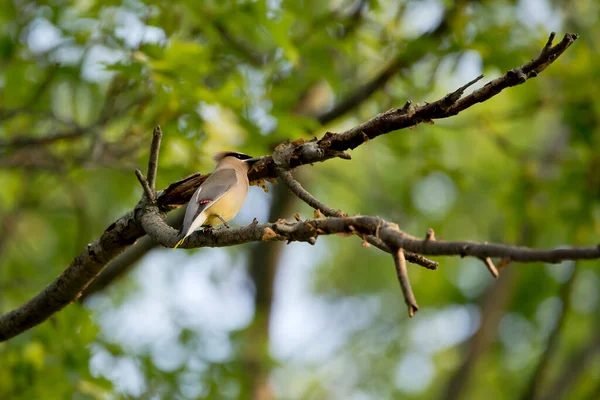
xmin=136 ymin=205 xmax=600 ymax=266
xmin=0 ymin=211 xmax=144 ymax=341
xmin=274 ymin=166 xmax=439 ymax=270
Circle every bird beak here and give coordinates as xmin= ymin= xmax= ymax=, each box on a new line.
xmin=244 ymin=157 xmax=261 ymax=166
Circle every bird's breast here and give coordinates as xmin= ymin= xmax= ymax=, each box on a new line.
xmin=205 ymin=180 xmax=249 ymax=226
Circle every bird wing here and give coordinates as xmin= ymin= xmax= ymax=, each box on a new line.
xmin=180 ymin=168 xmax=238 ymax=236
xmin=193 ymin=168 xmax=238 ymax=211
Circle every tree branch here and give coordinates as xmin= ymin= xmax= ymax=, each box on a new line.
xmin=157 ymin=32 xmax=579 ymax=208
xmin=274 ymin=166 xmax=439 ymax=270
xmin=138 ymin=206 xmax=600 ymax=319
xmin=0 ymin=32 xmax=583 ymax=341
xmin=0 ymin=211 xmax=144 ymax=341
xmin=139 ymin=208 xmax=600 ymax=264
xmin=0 ymin=86 xmax=148 ymax=150
xmin=315 ymin=56 xmax=407 ymax=125
xmin=135 ymin=170 xmax=155 ymax=202
xmin=480 ymin=256 xmax=499 ymax=278
xmin=310 ymin=0 xmax=459 ymax=125
xmin=0 ymin=129 xmax=88 ymax=149
xmin=393 ymin=248 xmax=419 ymax=317
xmin=274 ymin=167 xmax=345 ymax=217
xmin=146 ymin=126 xmax=162 ymax=193
xmin=79 ymin=210 xmax=185 ymax=301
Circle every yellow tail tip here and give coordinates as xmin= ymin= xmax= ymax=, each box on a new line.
xmin=173 ymin=237 xmax=186 ymax=249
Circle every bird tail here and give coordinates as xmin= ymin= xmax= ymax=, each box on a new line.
xmin=174 ymin=209 xmax=208 ymax=249
xmin=173 ymin=235 xmax=186 ymax=249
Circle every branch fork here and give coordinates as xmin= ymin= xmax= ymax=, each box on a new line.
xmin=135 ymin=126 xmax=163 ymax=203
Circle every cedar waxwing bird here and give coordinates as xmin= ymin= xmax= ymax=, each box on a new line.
xmin=174 ymin=152 xmax=260 ymax=248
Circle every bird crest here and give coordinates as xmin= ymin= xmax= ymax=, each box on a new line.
xmin=212 ymin=151 xmax=253 ymax=163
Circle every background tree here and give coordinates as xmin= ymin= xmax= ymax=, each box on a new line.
xmin=0 ymin=0 xmax=599 ymax=399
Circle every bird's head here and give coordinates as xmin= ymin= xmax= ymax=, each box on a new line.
xmin=213 ymin=151 xmax=261 ymax=170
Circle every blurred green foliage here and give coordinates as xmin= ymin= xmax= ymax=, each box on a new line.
xmin=1 ymin=0 xmax=599 ymax=399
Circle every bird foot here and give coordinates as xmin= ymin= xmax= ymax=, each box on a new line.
xmin=217 ymin=215 xmax=230 ymax=228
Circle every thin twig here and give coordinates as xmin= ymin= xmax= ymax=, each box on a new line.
xmin=147 ymin=126 xmax=163 ymax=192
xmin=274 ymin=166 xmax=439 ymax=270
xmin=393 ymin=248 xmax=419 ymax=317
xmin=544 ymin=32 xmax=557 ymax=51
xmin=275 ymin=167 xmax=345 ymax=217
xmin=425 ymin=228 xmax=435 ymax=241
xmin=480 ymin=257 xmax=499 ymax=278
xmin=135 ymin=169 xmax=155 ymax=202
